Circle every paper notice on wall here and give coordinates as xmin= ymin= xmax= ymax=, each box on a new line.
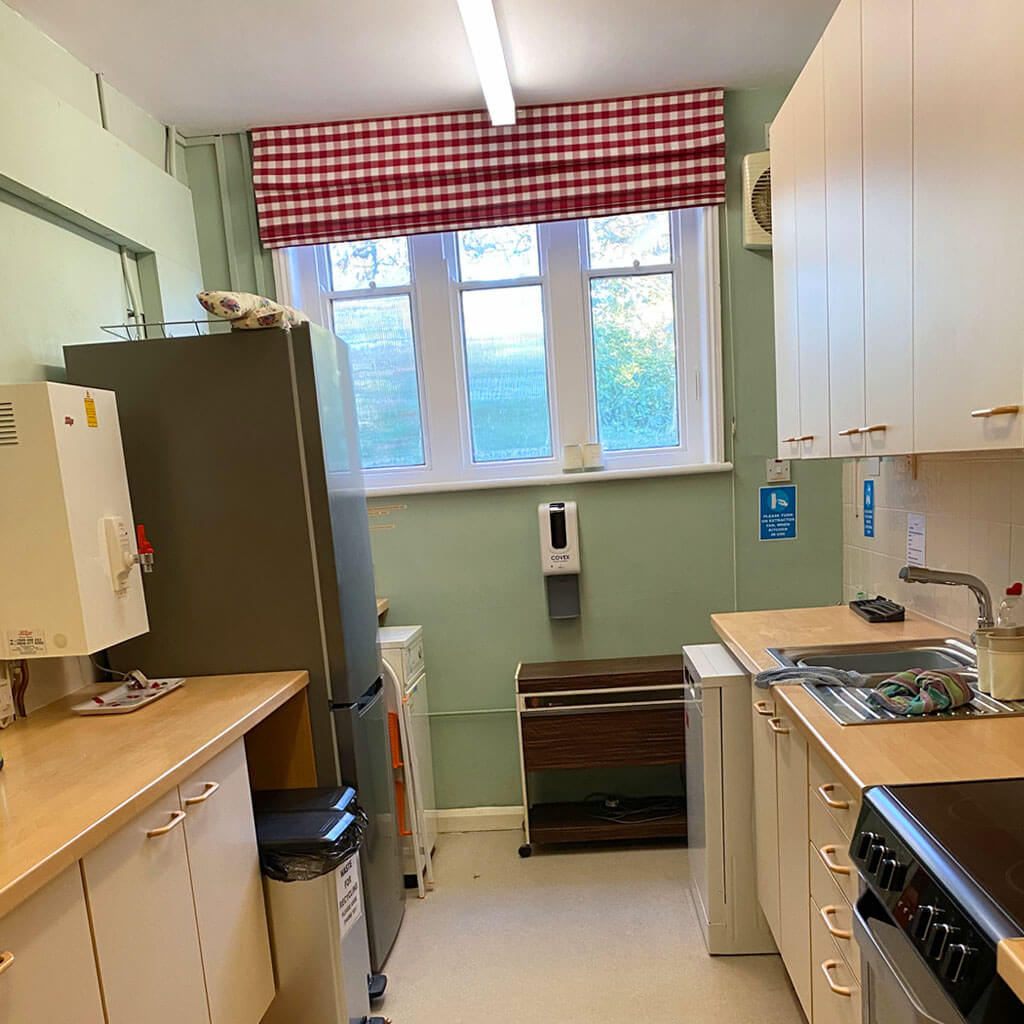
xmin=907 ymin=513 xmax=927 ymax=567
xmin=336 ymin=855 xmax=362 ymax=939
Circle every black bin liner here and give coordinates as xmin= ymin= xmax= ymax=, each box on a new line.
xmin=254 ymin=786 xmax=368 ymax=882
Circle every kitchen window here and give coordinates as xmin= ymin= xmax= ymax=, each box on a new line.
xmin=276 ymin=207 xmax=724 ymax=495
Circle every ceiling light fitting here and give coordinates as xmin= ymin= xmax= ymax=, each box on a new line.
xmin=456 ymin=0 xmax=516 ymax=126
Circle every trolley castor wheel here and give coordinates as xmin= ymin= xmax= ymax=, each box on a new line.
xmin=518 ymin=844 xmax=532 ymax=858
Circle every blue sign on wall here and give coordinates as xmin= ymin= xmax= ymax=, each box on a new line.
xmin=759 ymin=485 xmax=797 ymax=541
xmin=863 ymin=479 xmax=875 ymax=538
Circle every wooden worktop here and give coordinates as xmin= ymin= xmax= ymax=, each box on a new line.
xmin=710 ymin=605 xmax=963 ymax=675
xmin=0 ymin=670 xmax=308 ymax=919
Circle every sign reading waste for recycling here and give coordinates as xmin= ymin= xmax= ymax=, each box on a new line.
xmin=759 ymin=485 xmax=797 ymax=541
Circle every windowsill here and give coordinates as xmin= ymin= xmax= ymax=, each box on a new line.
xmin=365 ymin=461 xmax=733 ymax=497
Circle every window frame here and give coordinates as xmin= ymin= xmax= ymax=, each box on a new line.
xmin=274 ymin=207 xmax=726 ymax=496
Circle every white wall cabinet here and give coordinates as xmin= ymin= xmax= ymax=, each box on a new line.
xmin=912 ymin=0 xmax=1024 ymax=453
xmin=82 ymin=739 xmax=274 ymax=1024
xmin=774 ymin=0 xmax=1024 ymax=457
xmin=0 ymin=864 xmax=106 ymax=1024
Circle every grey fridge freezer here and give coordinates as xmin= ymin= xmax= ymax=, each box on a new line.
xmin=65 ymin=323 xmax=405 ymax=973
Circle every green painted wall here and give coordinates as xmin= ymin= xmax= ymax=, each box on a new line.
xmin=370 ymin=88 xmax=842 ymax=807
xmin=186 ymin=87 xmax=843 ymax=808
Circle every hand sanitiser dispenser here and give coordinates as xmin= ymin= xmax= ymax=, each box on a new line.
xmin=538 ymin=501 xmax=580 ymax=619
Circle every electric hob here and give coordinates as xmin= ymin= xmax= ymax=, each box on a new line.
xmin=853 ymin=778 xmax=1024 ymax=1023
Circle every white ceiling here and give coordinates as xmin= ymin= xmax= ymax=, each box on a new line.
xmin=8 ymin=0 xmax=840 ymax=134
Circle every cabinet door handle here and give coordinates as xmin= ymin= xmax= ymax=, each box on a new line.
xmin=820 ymin=844 xmax=852 ymax=876
xmin=0 ymin=951 xmax=14 ymax=977
xmin=971 ymin=405 xmax=1020 ymax=418
xmin=858 ymin=423 xmax=888 ymax=434
xmin=753 ymin=700 xmax=774 ymax=717
xmin=817 ymin=783 xmax=850 ymax=810
xmin=184 ymin=781 xmax=220 ymax=806
xmin=781 ymin=436 xmax=798 ymax=443
xmin=768 ymin=717 xmax=790 ymax=734
xmin=821 ymin=959 xmax=853 ymax=997
xmin=146 ymin=810 xmax=187 ymax=837
xmin=820 ymin=904 xmax=853 ymax=941
xmin=837 ymin=427 xmax=860 ymax=437
xmin=794 ymin=434 xmax=815 ymax=442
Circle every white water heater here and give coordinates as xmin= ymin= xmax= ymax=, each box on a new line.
xmin=0 ymin=382 xmax=149 ymax=658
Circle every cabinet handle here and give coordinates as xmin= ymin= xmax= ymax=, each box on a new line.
xmin=837 ymin=427 xmax=860 ymax=437
xmin=970 ymin=405 xmax=1020 ymax=418
xmin=0 ymin=951 xmax=14 ymax=977
xmin=146 ymin=810 xmax=187 ymax=837
xmin=820 ymin=844 xmax=852 ymax=876
xmin=754 ymin=700 xmax=774 ymax=717
xmin=781 ymin=436 xmax=798 ymax=443
xmin=768 ymin=717 xmax=790 ymax=734
xmin=794 ymin=434 xmax=815 ymax=442
xmin=820 ymin=904 xmax=853 ymax=941
xmin=184 ymin=781 xmax=220 ymax=805
xmin=817 ymin=783 xmax=850 ymax=810
xmin=821 ymin=959 xmax=853 ymax=997
xmin=858 ymin=423 xmax=888 ymax=434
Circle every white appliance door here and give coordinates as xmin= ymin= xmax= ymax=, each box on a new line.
xmin=684 ymin=679 xmax=708 ymax=925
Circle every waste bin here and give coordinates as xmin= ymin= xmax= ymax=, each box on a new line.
xmin=255 ymin=787 xmax=385 ymax=1024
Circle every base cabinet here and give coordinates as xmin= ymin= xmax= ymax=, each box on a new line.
xmin=751 ymin=696 xmax=781 ymax=937
xmin=0 ymin=865 xmax=105 ymax=1024
xmin=82 ymin=739 xmax=274 ymax=1024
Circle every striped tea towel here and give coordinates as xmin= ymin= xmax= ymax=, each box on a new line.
xmin=866 ymin=669 xmax=974 ymax=716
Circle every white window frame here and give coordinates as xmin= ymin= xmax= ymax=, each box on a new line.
xmin=274 ymin=207 xmax=727 ymax=496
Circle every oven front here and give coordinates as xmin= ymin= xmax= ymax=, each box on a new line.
xmin=854 ymin=890 xmax=967 ymax=1024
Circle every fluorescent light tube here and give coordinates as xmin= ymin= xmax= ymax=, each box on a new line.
xmin=456 ymin=0 xmax=516 ymax=126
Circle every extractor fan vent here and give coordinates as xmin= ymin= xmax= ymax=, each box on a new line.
xmin=742 ymin=151 xmax=772 ymax=250
xmin=0 ymin=402 xmax=16 ymax=446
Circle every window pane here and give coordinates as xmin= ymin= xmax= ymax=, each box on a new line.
xmin=461 ymin=286 xmax=551 ymax=462
xmin=329 ymin=237 xmax=410 ymax=290
xmin=590 ymin=274 xmax=679 ymax=451
xmin=457 ymin=225 xmax=539 ymax=281
xmin=587 ymin=211 xmax=671 ymax=269
xmin=332 ymin=295 xmax=425 ymax=468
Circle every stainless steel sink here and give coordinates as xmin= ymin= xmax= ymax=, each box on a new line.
xmin=766 ymin=639 xmax=1024 ymax=725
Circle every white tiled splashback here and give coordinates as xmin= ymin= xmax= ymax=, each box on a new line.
xmin=842 ymin=455 xmax=1024 ymax=634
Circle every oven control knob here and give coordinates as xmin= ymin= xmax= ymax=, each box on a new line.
xmin=856 ymin=831 xmax=880 ymax=860
xmin=941 ymin=943 xmax=972 ymax=983
xmin=911 ymin=904 xmax=939 ymax=941
xmin=867 ymin=843 xmax=887 ymax=874
xmin=878 ymin=857 xmax=906 ymax=891
xmin=927 ymin=922 xmax=958 ymax=961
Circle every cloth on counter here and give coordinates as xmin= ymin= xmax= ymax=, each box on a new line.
xmin=196 ymin=291 xmax=309 ymax=329
xmin=754 ymin=666 xmax=866 ymax=690
xmin=866 ymin=668 xmax=974 ymax=716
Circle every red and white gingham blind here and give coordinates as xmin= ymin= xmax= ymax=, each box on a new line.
xmin=250 ymin=89 xmax=725 ymax=248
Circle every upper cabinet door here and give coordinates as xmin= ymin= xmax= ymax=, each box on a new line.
xmin=791 ymin=44 xmax=831 ymax=459
xmin=862 ymin=0 xmax=914 ymax=455
xmin=913 ymin=0 xmax=1024 ymax=452
xmin=771 ymin=100 xmax=803 ymax=460
xmin=823 ymin=0 xmax=866 ymax=458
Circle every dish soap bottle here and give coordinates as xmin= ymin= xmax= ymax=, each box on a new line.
xmin=998 ymin=582 xmax=1023 ymax=627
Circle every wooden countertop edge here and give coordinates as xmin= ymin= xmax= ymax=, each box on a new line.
xmin=0 ymin=671 xmax=308 ymax=920
xmin=998 ymin=939 xmax=1024 ymax=1002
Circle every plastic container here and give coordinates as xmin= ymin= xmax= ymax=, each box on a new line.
xmin=998 ymin=582 xmax=1024 ymax=627
xmin=974 ymin=628 xmax=996 ymax=694
xmin=988 ymin=626 xmax=1024 ymax=701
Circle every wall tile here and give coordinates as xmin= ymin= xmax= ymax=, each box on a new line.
xmin=968 ymin=520 xmax=1011 ymax=596
xmin=970 ymin=461 xmax=1013 ymax=524
xmin=1010 ymin=463 xmax=1024 ymax=525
